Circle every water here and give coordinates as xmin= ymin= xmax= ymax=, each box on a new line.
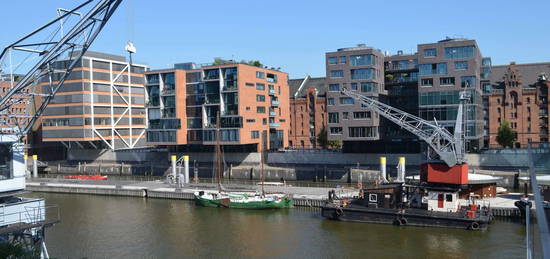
xmin=25 ymin=193 xmax=541 ymax=258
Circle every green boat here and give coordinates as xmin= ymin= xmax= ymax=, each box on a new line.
xmin=193 ymin=113 xmax=292 ymax=209
xmin=194 ymin=191 xmax=293 ymax=209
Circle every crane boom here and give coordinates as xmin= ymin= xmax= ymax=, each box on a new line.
xmin=0 ymin=0 xmax=122 ymax=138
xmin=340 ymin=88 xmax=466 ymax=167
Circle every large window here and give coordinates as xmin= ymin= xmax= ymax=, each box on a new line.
xmin=440 ymin=77 xmax=455 ymax=86
xmin=256 ymin=83 xmax=265 ymax=90
xmin=328 ymin=57 xmax=337 ymax=65
xmin=330 ymin=70 xmax=344 ymax=78
xmin=461 ymin=76 xmax=476 ymax=88
xmin=421 ymin=78 xmax=433 ymax=87
xmin=444 ymin=46 xmax=475 ymax=59
xmin=351 ymin=68 xmax=375 ymax=80
xmin=327 ymin=98 xmax=335 ymax=105
xmin=256 ymin=95 xmax=265 ymax=102
xmin=454 ymin=61 xmax=468 ymax=70
xmin=256 ymin=71 xmax=265 ymax=79
xmin=339 ymin=97 xmax=354 ymax=105
xmin=329 ymin=84 xmax=340 ymax=91
xmin=350 ymin=54 xmax=375 ymax=66
xmin=328 ymin=112 xmax=339 ymax=123
xmin=419 ymin=91 xmax=463 ymax=105
xmin=424 ymin=48 xmax=437 ymax=57
xmin=353 ymin=111 xmax=371 ymax=119
xmin=251 ymin=131 xmax=260 ymax=139
xmin=339 ymin=56 xmax=347 ymax=64
xmin=0 ymin=144 xmax=12 ymax=180
xmin=360 ymin=82 xmax=377 ymax=93
xmin=349 ymin=126 xmax=376 ymax=138
xmin=330 ymin=127 xmax=343 ymax=134
xmin=257 ymin=106 xmax=265 ymax=113
xmin=419 ymin=63 xmax=447 ymax=76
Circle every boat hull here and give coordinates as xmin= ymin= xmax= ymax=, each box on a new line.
xmin=321 ymin=205 xmax=490 ymax=230
xmin=194 ymin=194 xmax=293 ymax=209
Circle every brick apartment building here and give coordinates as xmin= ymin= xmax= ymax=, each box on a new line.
xmin=487 ymin=62 xmax=550 ymax=148
xmin=145 ymin=62 xmax=289 ymax=152
xmin=0 ymin=81 xmax=31 ymax=134
xmin=322 ymin=38 xmax=489 ymax=152
xmin=288 ymin=76 xmax=327 ymax=148
xmin=39 ymin=51 xmax=148 ymax=150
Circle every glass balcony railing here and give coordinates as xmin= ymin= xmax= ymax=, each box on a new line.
xmin=269 ymin=111 xmax=276 ymax=116
xmin=269 ymin=122 xmax=279 ymax=128
xmin=271 ymin=100 xmax=279 ymax=106
xmin=269 ymin=89 xmax=276 ymax=95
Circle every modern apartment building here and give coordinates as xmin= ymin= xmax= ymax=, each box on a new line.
xmin=145 ymin=62 xmax=289 ymax=152
xmin=40 ymin=51 xmax=147 ymax=149
xmin=325 ymin=44 xmax=385 ymax=150
xmin=487 ymin=62 xmax=550 ymax=148
xmin=417 ymin=38 xmax=489 ymax=151
xmin=288 ymin=76 xmax=327 ymax=148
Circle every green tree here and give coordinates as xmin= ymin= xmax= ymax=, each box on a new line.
xmin=317 ymin=126 xmax=328 ymax=148
xmin=249 ymin=60 xmax=262 ymax=67
xmin=496 ymin=120 xmax=517 ymax=148
xmin=328 ymin=140 xmax=342 ymax=149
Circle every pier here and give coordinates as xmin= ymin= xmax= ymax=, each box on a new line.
xmin=26 ymin=178 xmax=529 ymax=218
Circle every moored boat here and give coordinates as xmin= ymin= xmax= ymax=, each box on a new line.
xmin=194 ymin=191 xmax=293 ymax=209
xmin=321 ymin=183 xmax=492 ymax=230
xmin=63 ymin=175 xmax=108 ymax=180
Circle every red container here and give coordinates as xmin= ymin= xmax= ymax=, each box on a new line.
xmin=421 ymin=163 xmax=468 ymax=185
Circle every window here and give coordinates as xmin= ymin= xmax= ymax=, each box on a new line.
xmin=256 ymin=95 xmax=265 ymax=102
xmin=351 ymin=83 xmax=358 ymax=90
xmin=327 ymin=98 xmax=335 ymax=105
xmin=444 ymin=46 xmax=475 ymax=59
xmin=330 ymin=127 xmax=343 ymax=135
xmin=342 ymin=112 xmax=349 ymax=119
xmin=360 ymin=82 xmax=377 ymax=93
xmin=246 ymin=106 xmax=251 ymax=110
xmin=256 ymin=71 xmax=265 ymax=79
xmin=445 ymin=194 xmax=453 ymax=202
xmin=350 ymin=54 xmax=375 ymax=66
xmin=424 ymin=48 xmax=437 ymax=57
xmin=353 ymin=111 xmax=371 ymax=119
xmin=419 ymin=63 xmax=446 ymax=75
xmin=262 ymin=118 xmax=267 ymax=125
xmin=328 ymin=112 xmax=339 ymax=123
xmin=245 ymin=82 xmax=254 ymax=87
xmin=351 ymin=68 xmax=375 ymax=80
xmin=440 ymin=77 xmax=455 ymax=86
xmin=339 ymin=56 xmax=346 ymax=64
xmin=329 ymin=84 xmax=340 ymax=91
xmin=349 ymin=126 xmax=376 ymax=138
xmin=251 ymin=131 xmax=259 ymax=139
xmin=257 ymin=106 xmax=265 ymax=113
xmin=256 ymin=83 xmax=265 ymax=90
xmin=421 ymin=78 xmax=433 ymax=87
xmin=328 ymin=57 xmax=337 ymax=65
xmin=340 ymin=97 xmax=354 ymax=105
xmin=369 ymin=194 xmax=377 ymax=203
xmin=246 ymin=119 xmax=255 ymax=123
xmin=437 ymin=63 xmax=447 ymax=74
xmin=330 ymin=70 xmax=344 ymax=78
xmin=461 ymin=76 xmax=476 ymax=88
xmin=454 ymin=61 xmax=468 ymax=70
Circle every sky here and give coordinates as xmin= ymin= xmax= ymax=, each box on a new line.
xmin=2 ymin=0 xmax=550 ymax=79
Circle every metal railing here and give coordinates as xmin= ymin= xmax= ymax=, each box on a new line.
xmin=0 ymin=204 xmax=59 ymax=228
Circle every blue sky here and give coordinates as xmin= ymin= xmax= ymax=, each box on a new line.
xmin=2 ymin=0 xmax=550 ymax=79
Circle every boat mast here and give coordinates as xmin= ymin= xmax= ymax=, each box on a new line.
xmin=260 ymin=133 xmax=265 ymax=195
xmin=215 ymin=111 xmax=222 ymax=192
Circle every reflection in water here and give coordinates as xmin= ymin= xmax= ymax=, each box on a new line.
xmin=25 ymin=193 xmax=536 ymax=258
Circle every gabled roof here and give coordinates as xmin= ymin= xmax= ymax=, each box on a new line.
xmin=289 ymin=76 xmax=327 ymax=98
xmin=491 ymin=62 xmax=550 ymax=87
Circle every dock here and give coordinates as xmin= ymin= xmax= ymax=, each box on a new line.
xmin=26 ymin=178 xmax=530 ymax=218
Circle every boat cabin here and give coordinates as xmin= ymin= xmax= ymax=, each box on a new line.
xmin=351 ymin=184 xmax=403 ymax=209
xmin=426 ymin=187 xmax=460 ymax=212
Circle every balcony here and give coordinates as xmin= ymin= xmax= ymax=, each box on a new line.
xmin=269 ymin=89 xmax=276 ymax=95
xmin=271 ymin=100 xmax=279 ymax=106
xmin=161 ymin=89 xmax=175 ymax=95
xmin=269 ymin=122 xmax=279 ymax=128
xmin=269 ymin=111 xmax=276 ymax=117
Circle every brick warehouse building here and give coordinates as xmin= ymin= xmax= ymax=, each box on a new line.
xmin=145 ymin=62 xmax=289 ymax=152
xmin=288 ymin=76 xmax=327 ymax=148
xmin=487 ymin=62 xmax=550 ymax=148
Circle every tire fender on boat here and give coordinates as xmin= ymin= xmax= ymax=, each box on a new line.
xmin=399 ymin=218 xmax=407 ymax=225
xmin=469 ymin=221 xmax=480 ymax=230
xmin=393 ymin=219 xmax=402 ymax=226
xmin=335 ymin=207 xmax=344 ymax=217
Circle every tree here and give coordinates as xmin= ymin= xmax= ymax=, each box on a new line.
xmin=496 ymin=120 xmax=517 ymax=148
xmin=317 ymin=126 xmax=328 ymax=148
xmin=328 ymin=140 xmax=342 ymax=149
xmin=248 ymin=60 xmax=262 ymax=67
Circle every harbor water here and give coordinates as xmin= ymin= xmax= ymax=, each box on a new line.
xmin=26 ymin=193 xmax=541 ymax=258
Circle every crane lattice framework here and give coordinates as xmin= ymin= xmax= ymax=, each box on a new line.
xmin=340 ymin=88 xmax=468 ymax=167
xmin=0 ymin=0 xmax=122 ymax=139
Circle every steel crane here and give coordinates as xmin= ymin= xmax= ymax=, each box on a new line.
xmin=340 ymin=88 xmax=471 ymax=184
